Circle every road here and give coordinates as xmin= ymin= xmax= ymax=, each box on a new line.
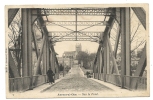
xmin=42 ymin=65 xmax=113 ymax=92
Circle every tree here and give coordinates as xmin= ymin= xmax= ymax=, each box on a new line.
xmin=137 ymin=49 xmax=143 ymax=58
xmin=110 ymin=9 xmax=146 ymax=54
xmin=76 ymin=51 xmax=96 ymax=69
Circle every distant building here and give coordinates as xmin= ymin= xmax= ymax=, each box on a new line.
xmin=76 ymin=43 xmax=82 ymax=53
xmin=57 ymin=43 xmax=82 ymax=67
xmin=63 ymin=51 xmax=77 ymax=59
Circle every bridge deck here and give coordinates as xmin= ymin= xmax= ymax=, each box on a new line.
xmin=9 ymin=65 xmax=147 ymax=98
xmin=20 ymin=65 xmax=143 ymax=97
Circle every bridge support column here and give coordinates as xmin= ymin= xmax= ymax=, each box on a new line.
xmin=99 ymin=49 xmax=102 ymax=80
xmin=51 ymin=48 xmax=55 ymax=74
xmin=27 ymin=9 xmax=33 ymax=90
xmin=97 ymin=51 xmax=100 ymax=80
xmin=46 ymin=38 xmax=50 ymax=74
xmin=120 ymin=8 xmax=131 ymax=88
xmin=101 ymin=49 xmax=104 ymax=74
xmin=22 ymin=9 xmax=33 ymax=89
xmin=22 ymin=9 xmax=28 ymax=77
xmin=103 ymin=34 xmax=109 ymax=82
xmin=43 ymin=37 xmax=47 ymax=75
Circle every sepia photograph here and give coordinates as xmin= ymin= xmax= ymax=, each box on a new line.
xmin=5 ymin=4 xmax=149 ymax=98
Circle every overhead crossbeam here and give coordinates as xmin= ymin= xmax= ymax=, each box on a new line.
xmin=45 ymin=21 xmax=109 ymax=26
xmin=52 ymin=38 xmax=98 ymax=41
xmin=33 ymin=8 xmax=115 ymax=16
xmin=48 ymin=31 xmax=103 ymax=37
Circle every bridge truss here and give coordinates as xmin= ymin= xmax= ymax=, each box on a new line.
xmin=7 ymin=7 xmax=147 ymax=92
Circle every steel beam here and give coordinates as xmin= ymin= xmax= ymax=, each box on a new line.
xmin=21 ymin=9 xmax=28 ymax=77
xmin=132 ymin=7 xmax=146 ymax=29
xmin=51 ymin=49 xmax=55 ymax=73
xmin=107 ymin=36 xmax=120 ymax=76
xmin=106 ymin=43 xmax=110 ymax=75
xmin=97 ymin=51 xmax=100 ymax=79
xmin=113 ymin=25 xmax=120 ymax=58
xmin=46 ymin=37 xmax=50 ymax=72
xmin=45 ymin=21 xmax=109 ymax=26
xmin=43 ymin=38 xmax=47 ymax=75
xmin=101 ymin=49 xmax=104 ymax=73
xmin=27 ymin=9 xmax=33 ymax=89
xmin=99 ymin=49 xmax=103 ymax=78
xmin=32 ymin=12 xmax=39 ymax=58
xmin=120 ymin=8 xmax=131 ymax=88
xmin=93 ymin=57 xmax=97 ymax=75
xmin=103 ymin=35 xmax=109 ymax=82
xmin=34 ymin=35 xmax=46 ymax=75
xmin=8 ymin=9 xmax=19 ymax=26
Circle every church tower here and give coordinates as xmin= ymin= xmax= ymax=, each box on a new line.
xmin=75 ymin=43 xmax=82 ymax=52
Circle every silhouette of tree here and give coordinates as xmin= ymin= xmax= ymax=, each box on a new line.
xmin=76 ymin=51 xmax=96 ymax=69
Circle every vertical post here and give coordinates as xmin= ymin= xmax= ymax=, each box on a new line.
xmin=106 ymin=42 xmax=110 ymax=75
xmin=22 ymin=9 xmax=28 ymax=77
xmin=43 ymin=37 xmax=47 ymax=75
xmin=125 ymin=8 xmax=131 ymax=89
xmin=97 ymin=52 xmax=99 ymax=79
xmin=50 ymin=49 xmax=53 ymax=69
xmin=46 ymin=38 xmax=49 ymax=73
xmin=100 ymin=49 xmax=104 ymax=73
xmin=99 ymin=49 xmax=102 ymax=79
xmin=51 ymin=48 xmax=55 ymax=74
xmin=103 ymin=34 xmax=109 ymax=82
xmin=27 ymin=9 xmax=33 ymax=89
xmin=120 ymin=8 xmax=131 ymax=88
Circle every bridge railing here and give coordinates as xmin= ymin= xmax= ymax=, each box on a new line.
xmin=123 ymin=75 xmax=147 ymax=90
xmin=106 ymin=74 xmax=121 ymax=87
xmin=94 ymin=73 xmax=147 ymax=90
xmin=9 ymin=75 xmax=47 ymax=92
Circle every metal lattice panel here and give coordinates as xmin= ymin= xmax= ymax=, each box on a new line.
xmin=35 ymin=8 xmax=115 ymax=16
xmin=52 ymin=38 xmax=99 ymax=41
xmin=48 ymin=31 xmax=103 ymax=37
xmin=45 ymin=21 xmax=109 ymax=26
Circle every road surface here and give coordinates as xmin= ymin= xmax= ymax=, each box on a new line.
xmin=43 ymin=65 xmax=113 ymax=92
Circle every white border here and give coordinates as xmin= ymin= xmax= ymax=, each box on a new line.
xmin=1 ymin=0 xmax=153 ymax=100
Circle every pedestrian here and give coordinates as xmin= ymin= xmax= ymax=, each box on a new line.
xmin=47 ymin=68 xmax=55 ymax=85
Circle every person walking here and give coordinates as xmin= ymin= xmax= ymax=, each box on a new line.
xmin=47 ymin=68 xmax=55 ymax=85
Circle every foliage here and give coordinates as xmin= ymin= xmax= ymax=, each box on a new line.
xmin=137 ymin=49 xmax=143 ymax=58
xmin=76 ymin=51 xmax=96 ymax=69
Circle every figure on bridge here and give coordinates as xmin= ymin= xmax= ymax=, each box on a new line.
xmin=47 ymin=68 xmax=55 ymax=85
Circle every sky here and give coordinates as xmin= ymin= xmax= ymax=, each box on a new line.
xmin=54 ymin=41 xmax=99 ymax=57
